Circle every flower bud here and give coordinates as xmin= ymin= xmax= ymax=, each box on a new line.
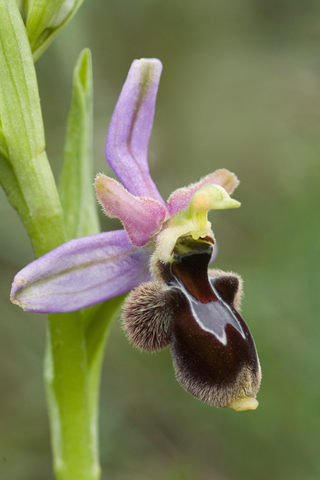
xmin=26 ymin=0 xmax=84 ymax=61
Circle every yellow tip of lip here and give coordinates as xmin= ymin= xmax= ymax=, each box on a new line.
xmin=228 ymin=396 xmax=259 ymax=411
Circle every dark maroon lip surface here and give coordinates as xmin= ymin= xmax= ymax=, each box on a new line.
xmin=166 ymin=236 xmax=260 ymax=388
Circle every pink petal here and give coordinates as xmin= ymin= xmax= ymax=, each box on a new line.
xmin=95 ymin=175 xmax=167 ymax=247
xmin=167 ymin=169 xmax=240 ymax=216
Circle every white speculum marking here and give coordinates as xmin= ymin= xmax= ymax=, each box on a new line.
xmin=173 ymin=276 xmax=246 ymax=346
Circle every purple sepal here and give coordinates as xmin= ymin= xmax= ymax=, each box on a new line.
xmin=105 ymin=58 xmax=165 ymax=205
xmin=11 ymin=231 xmax=152 ymax=313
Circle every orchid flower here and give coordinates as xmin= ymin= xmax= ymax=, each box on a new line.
xmin=10 ymin=58 xmax=261 ymax=411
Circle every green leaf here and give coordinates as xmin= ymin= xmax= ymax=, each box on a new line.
xmin=82 ymin=295 xmax=125 ymax=460
xmin=59 ymin=49 xmax=100 ymax=240
xmin=0 ymin=125 xmax=9 ymax=159
xmin=0 ymin=125 xmax=39 ymax=247
xmin=83 ymin=295 xmax=125 ymax=372
xmin=0 ymin=0 xmax=44 ymax=166
xmin=15 ymin=0 xmax=26 ymax=13
xmin=0 ymin=0 xmax=66 ymax=256
xmin=0 ymin=154 xmax=35 ymax=237
xmin=26 ymin=0 xmax=86 ymax=61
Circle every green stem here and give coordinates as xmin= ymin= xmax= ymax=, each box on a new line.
xmin=45 ymin=313 xmax=100 ymax=480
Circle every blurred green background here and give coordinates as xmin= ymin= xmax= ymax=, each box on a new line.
xmin=1 ymin=0 xmax=320 ymax=479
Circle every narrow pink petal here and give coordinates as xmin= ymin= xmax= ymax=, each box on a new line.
xmin=167 ymin=169 xmax=240 ymax=216
xmin=105 ymin=58 xmax=165 ymax=205
xmin=95 ymin=175 xmax=167 ymax=247
xmin=10 ymin=231 xmax=152 ymax=313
